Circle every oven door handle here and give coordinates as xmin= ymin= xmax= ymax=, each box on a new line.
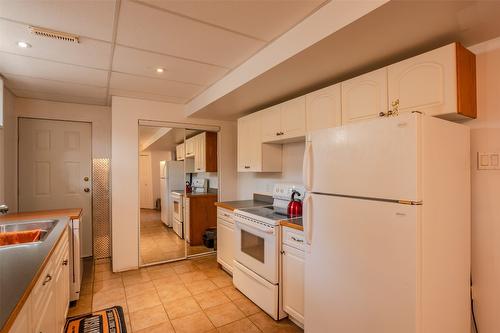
xmin=235 ymin=218 xmax=274 ymax=234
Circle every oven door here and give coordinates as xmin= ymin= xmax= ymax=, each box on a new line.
xmin=234 ymin=216 xmax=279 ymax=284
xmin=171 ymin=195 xmax=183 ymax=222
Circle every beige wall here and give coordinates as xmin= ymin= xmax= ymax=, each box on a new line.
xmin=9 ymin=97 xmax=111 ymax=257
xmin=111 ymin=96 xmax=237 ymax=272
xmin=237 ymin=141 xmax=305 ymax=199
xmin=463 ymin=46 xmax=500 ymax=333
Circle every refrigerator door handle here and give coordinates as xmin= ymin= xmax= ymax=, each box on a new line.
xmin=303 ymin=141 xmax=312 ymax=191
xmin=304 ymin=194 xmax=313 ymax=245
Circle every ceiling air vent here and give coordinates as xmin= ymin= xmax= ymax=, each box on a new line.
xmin=29 ymin=26 xmax=79 ymax=43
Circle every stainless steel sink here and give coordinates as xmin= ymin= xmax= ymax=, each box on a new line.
xmin=0 ymin=219 xmax=58 ymax=247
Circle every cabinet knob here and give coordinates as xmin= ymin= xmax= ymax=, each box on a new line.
xmin=84 ymin=188 xmax=90 ymax=193
xmin=62 ymin=259 xmax=69 ymax=266
xmin=42 ymin=274 xmax=52 ymax=286
xmin=280 ymin=250 xmax=285 ymax=255
xmin=244 ymin=166 xmax=250 ymax=169
xmin=379 ymin=112 xmax=386 ymax=117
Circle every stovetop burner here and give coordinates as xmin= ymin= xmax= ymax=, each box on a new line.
xmin=235 ymin=205 xmax=301 ymax=225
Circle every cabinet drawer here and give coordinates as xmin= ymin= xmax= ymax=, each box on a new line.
xmin=217 ymin=208 xmax=233 ymax=222
xmin=282 ymin=227 xmax=305 ymax=251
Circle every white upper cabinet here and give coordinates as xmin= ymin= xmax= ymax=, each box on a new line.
xmin=305 ymin=83 xmax=341 ymax=132
xmin=281 ymin=96 xmax=307 ymax=140
xmin=176 ymin=143 xmax=185 ymax=161
xmin=388 ymin=42 xmax=476 ymax=120
xmin=185 ymin=137 xmax=195 ymax=157
xmin=238 ymin=112 xmax=282 ymax=172
xmin=341 ymin=68 xmax=388 ymax=124
xmin=261 ymin=105 xmax=282 ymax=142
xmin=261 ymin=96 xmax=306 ymax=143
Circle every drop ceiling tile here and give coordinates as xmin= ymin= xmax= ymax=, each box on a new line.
xmin=110 ymin=88 xmax=187 ymax=104
xmin=116 ymin=0 xmax=265 ymax=68
xmin=109 ymin=72 xmax=205 ymax=100
xmin=4 ymin=74 xmax=108 ymax=100
xmin=0 ymin=52 xmax=108 ymax=87
xmin=137 ymin=0 xmax=325 ymax=41
xmin=11 ymin=88 xmax=108 ymax=106
xmin=112 ymin=45 xmax=229 ymax=86
xmin=0 ymin=0 xmax=117 ymax=41
xmin=0 ymin=19 xmax=112 ymax=70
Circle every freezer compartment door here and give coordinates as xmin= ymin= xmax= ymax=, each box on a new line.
xmin=305 ymin=113 xmax=420 ymax=201
xmin=304 ymin=193 xmax=418 ymax=333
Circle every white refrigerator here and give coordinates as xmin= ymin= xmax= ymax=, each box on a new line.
xmin=303 ymin=113 xmax=470 ymax=333
xmin=160 ymin=160 xmax=184 ymax=227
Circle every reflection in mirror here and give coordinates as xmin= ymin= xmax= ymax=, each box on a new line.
xmin=183 ymin=129 xmax=218 ymax=257
xmin=138 ymin=126 xmax=187 ymax=265
xmin=138 ymin=125 xmax=219 ymax=266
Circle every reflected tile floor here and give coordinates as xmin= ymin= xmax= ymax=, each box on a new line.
xmin=68 ymin=256 xmax=302 ymax=333
xmin=140 ymin=209 xmax=214 ymax=264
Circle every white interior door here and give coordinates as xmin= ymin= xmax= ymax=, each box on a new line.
xmin=139 ymin=154 xmax=154 ymax=209
xmin=18 ymin=118 xmax=92 ymax=257
xmin=305 ymin=193 xmax=417 ymax=333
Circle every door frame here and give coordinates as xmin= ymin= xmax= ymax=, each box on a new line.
xmin=17 ymin=117 xmax=94 ymax=257
xmin=137 ymin=119 xmax=221 ymax=267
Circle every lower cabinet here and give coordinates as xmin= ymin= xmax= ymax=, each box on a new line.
xmin=9 ymin=227 xmax=70 ymax=333
xmin=216 ymin=207 xmax=234 ymax=273
xmin=281 ymin=227 xmax=305 ymax=326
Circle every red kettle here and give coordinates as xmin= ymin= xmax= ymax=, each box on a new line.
xmin=287 ymin=190 xmax=302 ymax=217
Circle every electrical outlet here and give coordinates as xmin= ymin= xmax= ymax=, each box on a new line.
xmin=477 ymin=152 xmax=500 ymax=170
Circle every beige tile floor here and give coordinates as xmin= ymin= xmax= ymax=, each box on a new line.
xmin=68 ymin=256 xmax=302 ymax=333
xmin=140 ymin=209 xmax=214 ymax=265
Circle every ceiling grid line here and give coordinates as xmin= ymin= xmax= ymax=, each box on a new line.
xmin=0 ymin=0 xmax=329 ymax=106
xmin=129 ymin=0 xmax=268 ymax=43
xmin=105 ymin=0 xmax=123 ymax=105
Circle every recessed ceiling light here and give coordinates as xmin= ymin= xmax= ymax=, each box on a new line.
xmin=17 ymin=41 xmax=31 ymax=48
xmin=156 ymin=68 xmax=165 ymax=73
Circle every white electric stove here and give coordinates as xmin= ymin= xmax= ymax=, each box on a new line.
xmin=232 ymin=184 xmax=305 ymax=320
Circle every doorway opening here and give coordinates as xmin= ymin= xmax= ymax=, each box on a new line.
xmin=138 ymin=124 xmax=219 ymax=266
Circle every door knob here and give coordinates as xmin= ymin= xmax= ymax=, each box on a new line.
xmin=84 ymin=188 xmax=90 ymax=193
xmin=83 ymin=176 xmax=89 ymax=181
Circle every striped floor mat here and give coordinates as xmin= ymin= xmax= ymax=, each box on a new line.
xmin=65 ymin=306 xmax=127 ymax=333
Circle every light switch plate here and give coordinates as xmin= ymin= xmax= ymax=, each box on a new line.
xmin=477 ymin=152 xmax=500 ymax=170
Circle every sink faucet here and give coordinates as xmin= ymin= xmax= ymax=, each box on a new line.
xmin=0 ymin=204 xmax=9 ymax=215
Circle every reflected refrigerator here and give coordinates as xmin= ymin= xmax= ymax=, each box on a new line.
xmin=160 ymin=160 xmax=184 ymax=227
xmin=302 ymin=113 xmax=470 ymax=333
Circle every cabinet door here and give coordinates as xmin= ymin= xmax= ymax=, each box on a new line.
xmin=33 ymin=289 xmax=56 ymax=333
xmin=176 ymin=144 xmax=184 ymax=161
xmin=282 ymin=244 xmax=304 ymax=324
xmin=388 ymin=43 xmax=456 ymax=117
xmin=186 ymin=137 xmax=195 ymax=157
xmin=261 ymin=105 xmax=282 ymax=143
xmin=237 ymin=116 xmax=251 ymax=171
xmin=217 ymin=218 xmax=234 ymax=272
xmin=55 ymin=245 xmax=70 ymax=333
xmin=197 ymin=133 xmax=206 ymax=173
xmin=238 ymin=113 xmax=262 ymax=172
xmin=341 ymin=68 xmax=388 ymax=123
xmin=306 ymin=84 xmax=341 ymax=132
xmin=281 ymin=96 xmax=306 ymax=139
